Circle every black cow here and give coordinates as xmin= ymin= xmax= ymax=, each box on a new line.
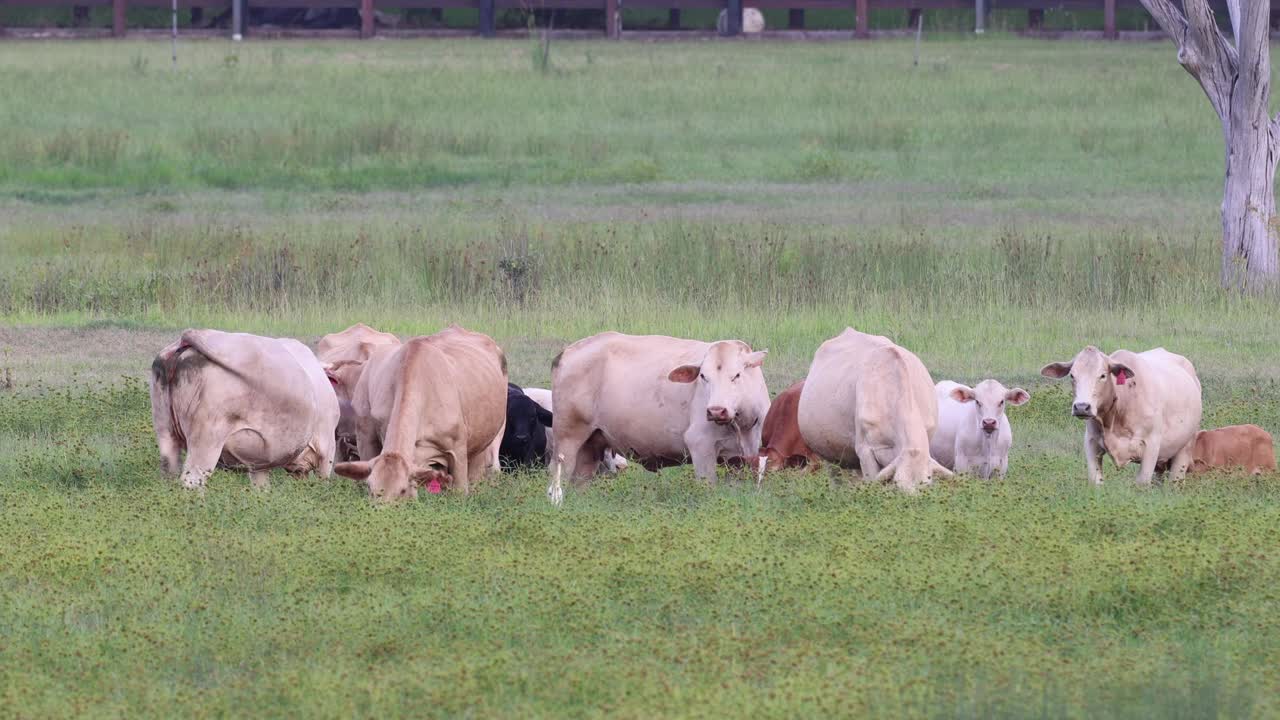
xmin=500 ymin=383 xmax=553 ymax=471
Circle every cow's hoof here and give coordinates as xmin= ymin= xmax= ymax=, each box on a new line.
xmin=547 ymin=484 xmax=563 ymax=506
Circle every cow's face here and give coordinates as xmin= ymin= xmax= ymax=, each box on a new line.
xmin=1040 ymin=346 xmax=1133 ymax=420
xmin=949 ymin=380 xmax=1029 ymax=435
xmin=334 ymin=452 xmax=448 ymax=501
xmin=668 ymin=341 xmax=767 ymax=427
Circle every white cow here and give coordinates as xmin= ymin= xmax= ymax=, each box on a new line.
xmin=546 ymin=332 xmax=770 ymax=505
xmin=717 ymin=7 xmax=765 ymax=33
xmin=522 ymin=387 xmax=628 ymax=474
xmin=149 ymin=329 xmax=340 ymax=489
xmin=931 ymin=380 xmax=1029 ymax=479
xmin=1040 ymin=346 xmax=1201 ymax=486
xmin=798 ymin=328 xmax=951 ymax=493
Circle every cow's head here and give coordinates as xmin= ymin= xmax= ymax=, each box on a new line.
xmin=1040 ymin=346 xmax=1133 ymax=420
xmin=334 ymin=452 xmax=449 ymax=501
xmin=501 ymin=385 xmax=553 ymax=468
xmin=323 ymin=360 xmax=366 ymax=404
xmin=667 ymin=341 xmax=768 ymax=427
xmin=948 ymin=379 xmax=1030 ymax=435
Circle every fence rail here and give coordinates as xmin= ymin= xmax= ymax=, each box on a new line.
xmin=0 ymin=0 xmax=1245 ymax=40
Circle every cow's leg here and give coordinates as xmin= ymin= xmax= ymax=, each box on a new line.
xmin=356 ymin=417 xmax=381 ymax=461
xmin=1165 ymin=438 xmax=1194 ymax=483
xmin=1084 ymin=422 xmax=1105 ymax=486
xmin=448 ymin=450 xmax=470 ymax=495
xmin=179 ymin=441 xmax=222 ymax=490
xmin=953 ymin=453 xmax=973 ymax=477
xmin=996 ymin=455 xmax=1009 ymax=479
xmin=249 ymin=469 xmax=271 ymax=489
xmin=856 ymin=445 xmax=881 ymax=481
xmin=1134 ymin=438 xmax=1161 ymax=487
xmin=157 ymin=431 xmax=183 ymax=476
xmin=684 ymin=429 xmax=719 ymax=485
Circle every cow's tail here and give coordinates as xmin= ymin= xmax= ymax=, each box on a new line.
xmin=149 ymin=340 xmax=189 ymax=474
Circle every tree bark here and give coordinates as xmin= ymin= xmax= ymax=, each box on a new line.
xmin=1139 ymin=0 xmax=1280 ymax=292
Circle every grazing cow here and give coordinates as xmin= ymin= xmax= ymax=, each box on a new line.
xmin=500 ymin=383 xmax=555 ymax=470
xmin=798 ymin=328 xmax=951 ymax=493
xmin=316 ymin=323 xmax=401 ymax=461
xmin=756 ymin=380 xmax=820 ymax=484
xmin=149 ymin=329 xmax=340 ymax=489
xmin=1040 ymin=346 xmax=1201 ymax=486
xmin=931 ymin=380 xmax=1030 ymax=479
xmin=546 ymin=332 xmax=770 ymax=505
xmin=523 ymin=387 xmax=629 ymax=474
xmin=1189 ymin=425 xmax=1276 ymax=475
xmin=332 ymin=325 xmax=507 ymax=500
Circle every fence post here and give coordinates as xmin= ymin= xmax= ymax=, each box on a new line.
xmin=1103 ymin=0 xmax=1116 ymax=38
xmin=478 ymin=0 xmax=495 ymax=36
xmin=605 ymin=0 xmax=619 ymax=37
xmin=788 ymin=8 xmax=803 ymax=28
xmin=232 ymin=0 xmax=243 ymax=38
xmin=721 ymin=0 xmax=740 ymax=35
xmin=361 ymin=0 xmax=374 ymax=37
xmin=974 ymin=0 xmax=984 ymax=33
xmin=112 ymin=0 xmax=126 ymax=36
xmin=855 ymin=0 xmax=867 ymax=38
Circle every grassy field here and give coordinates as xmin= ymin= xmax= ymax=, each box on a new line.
xmin=2 ymin=37 xmax=1280 ymax=717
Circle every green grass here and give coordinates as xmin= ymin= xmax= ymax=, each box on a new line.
xmin=2 ymin=38 xmax=1280 ymax=717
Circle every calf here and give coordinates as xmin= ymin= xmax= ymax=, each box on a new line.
xmin=756 ymin=380 xmax=819 ymax=485
xmin=500 ymin=383 xmax=554 ymax=471
xmin=1190 ymin=425 xmax=1276 ymax=475
xmin=931 ymin=380 xmax=1029 ymax=479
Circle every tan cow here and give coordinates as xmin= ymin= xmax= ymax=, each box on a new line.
xmin=756 ymin=380 xmax=820 ymax=484
xmin=797 ymin=328 xmax=951 ymax=493
xmin=546 ymin=332 xmax=770 ymax=505
xmin=149 ymin=329 xmax=340 ymax=489
xmin=1189 ymin=425 xmax=1276 ymax=475
xmin=316 ymin=323 xmax=402 ymax=461
xmin=332 ymin=325 xmax=507 ymax=500
xmin=1040 ymin=346 xmax=1201 ymax=486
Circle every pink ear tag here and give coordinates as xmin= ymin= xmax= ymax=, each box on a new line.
xmin=1115 ymin=370 xmax=1127 ymax=385
xmin=426 ymin=479 xmax=442 ymax=494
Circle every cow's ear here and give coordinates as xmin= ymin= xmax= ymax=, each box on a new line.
xmin=535 ymin=406 xmax=553 ymax=427
xmin=1005 ymin=388 xmax=1030 ymax=406
xmin=744 ymin=350 xmax=768 ymax=369
xmin=949 ymin=385 xmax=975 ymax=403
xmin=334 ymin=461 xmax=371 ymax=480
xmin=1040 ymin=362 xmax=1072 ymax=379
xmin=1109 ymin=363 xmax=1135 ymax=384
xmin=668 ymin=365 xmax=701 ymax=383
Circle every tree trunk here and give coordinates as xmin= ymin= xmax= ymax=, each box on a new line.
xmin=1139 ymin=0 xmax=1280 ymax=293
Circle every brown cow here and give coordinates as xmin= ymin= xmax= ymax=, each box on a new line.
xmin=756 ymin=380 xmax=819 ymax=485
xmin=332 ymin=325 xmax=507 ymax=500
xmin=1189 ymin=425 xmax=1276 ymax=475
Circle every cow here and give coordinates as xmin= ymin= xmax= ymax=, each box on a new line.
xmin=500 ymin=383 xmax=554 ymax=471
xmin=316 ymin=323 xmax=401 ymax=461
xmin=1040 ymin=346 xmax=1201 ymax=486
xmin=523 ymin=387 xmax=629 ymax=474
xmin=1188 ymin=425 xmax=1276 ymax=475
xmin=332 ymin=325 xmax=507 ymax=500
xmin=149 ymin=329 xmax=340 ymax=489
xmin=545 ymin=332 xmax=770 ymax=505
xmin=797 ymin=328 xmax=951 ymax=493
xmin=756 ymin=380 xmax=820 ymax=485
xmin=930 ymin=380 xmax=1030 ymax=479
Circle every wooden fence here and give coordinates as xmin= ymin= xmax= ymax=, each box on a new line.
xmin=0 ymin=0 xmax=1237 ymax=40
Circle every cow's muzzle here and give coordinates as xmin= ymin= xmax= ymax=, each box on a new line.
xmin=706 ymin=406 xmax=734 ymax=425
xmin=981 ymin=419 xmax=997 ymax=434
xmin=1072 ymin=402 xmax=1094 ymax=418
